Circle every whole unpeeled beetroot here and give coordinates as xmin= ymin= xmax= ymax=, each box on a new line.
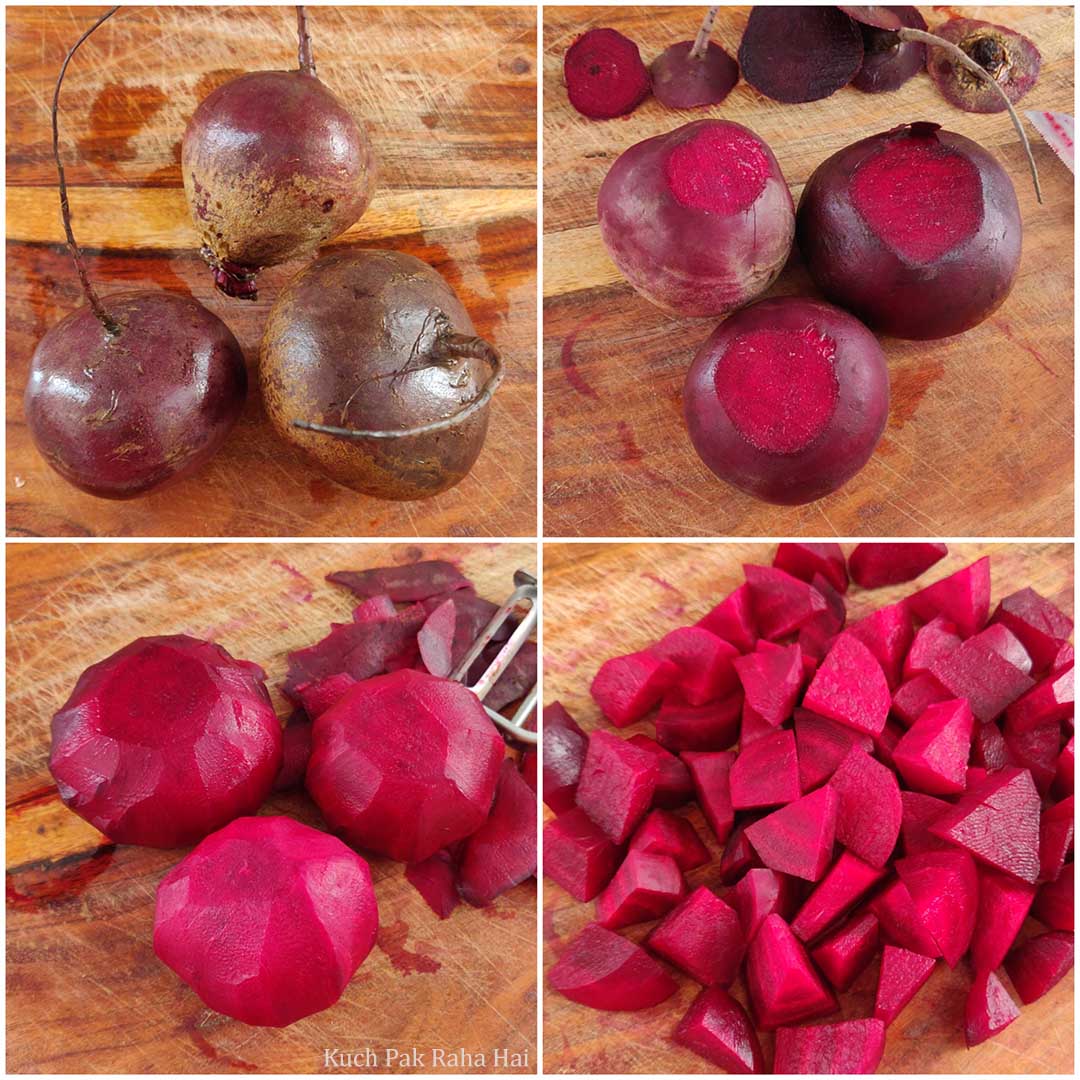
xmin=154 ymin=815 xmax=378 ymax=1026
xmin=306 ymin=668 xmax=503 ymax=862
xmin=49 ymin=635 xmax=282 ymax=848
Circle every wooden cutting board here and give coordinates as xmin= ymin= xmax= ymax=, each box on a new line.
xmin=6 ymin=5 xmax=537 ymax=538
xmin=542 ymin=6 xmax=1074 ymax=538
xmin=6 ymin=541 xmax=537 ymax=1073
xmin=542 ymin=541 xmax=1074 ymax=1075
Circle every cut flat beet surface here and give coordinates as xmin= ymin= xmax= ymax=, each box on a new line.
xmin=719 ymin=819 xmax=761 ymax=884
xmin=738 ymin=7 xmax=863 ymax=103
xmin=829 ymin=746 xmax=901 ymax=868
xmin=929 ymin=633 xmax=1035 ymax=722
xmin=1039 ymin=797 xmax=1074 ymax=882
xmin=591 ymin=651 xmax=679 ymax=727
xmin=732 ymin=868 xmax=797 ymax=941
xmin=810 ymin=910 xmax=880 ymax=991
xmin=674 ymin=986 xmax=764 ymax=1074
xmin=905 ymin=616 xmax=962 ymax=679
xmin=774 ymin=543 xmax=849 ymax=594
xmin=646 ymin=886 xmax=746 ymax=987
xmin=649 ymin=626 xmax=739 ymax=705
xmin=651 ymin=40 xmax=739 ymax=110
xmin=1033 ymin=872 xmax=1074 ymax=931
xmin=405 ymin=850 xmax=459 ymax=919
xmin=900 ymin=791 xmax=952 ymax=856
xmin=733 ymin=644 xmax=804 ymax=728
xmin=874 ymin=945 xmax=936 ymax=1025
xmin=792 ymin=850 xmax=886 ymax=943
xmin=564 ymin=27 xmax=651 ymax=120
xmin=869 ymin=877 xmax=942 ymax=958
xmin=656 ymin=691 xmax=742 ymax=752
xmin=683 ymin=751 xmax=735 ymax=845
xmin=845 ymin=601 xmax=913 ymax=690
xmin=1007 ymin=663 xmax=1075 ymax=732
xmin=295 ymin=672 xmax=357 ymax=720
xmin=543 ymin=718 xmax=588 ymax=816
xmin=629 ymin=809 xmax=710 ymax=872
xmin=328 ymin=561 xmax=470 ymax=602
xmin=744 ymin=784 xmax=837 ymax=882
xmin=744 ymin=565 xmax=828 ymax=640
xmin=746 ymin=914 xmax=838 ymax=1030
xmin=774 ymin=1017 xmax=886 ymax=1073
xmin=627 ymin=734 xmax=694 ymax=807
xmin=893 ymin=698 xmax=974 ymax=795
xmin=965 ymin=969 xmax=1020 ymax=1046
xmin=1004 ymin=931 xmax=1074 ymax=1003
xmin=544 ymin=808 xmax=620 ymax=903
xmin=730 ymin=728 xmax=800 ymax=809
xmin=798 ymin=573 xmax=847 ymax=661
xmin=971 ymin=866 xmax=1036 ymax=974
xmin=895 ymin=850 xmax=978 ymax=967
xmin=803 ymin=634 xmax=890 ymax=736
xmin=595 ymin=850 xmax=685 ymax=930
xmin=907 ymin=557 xmax=991 ymax=638
xmin=549 ymin=923 xmax=678 ymax=1010
xmin=795 ymin=709 xmax=874 ymax=790
xmin=849 ymin=543 xmax=947 ymax=588
xmin=697 ymin=584 xmax=758 ymax=653
xmin=992 ymin=587 xmax=1074 ymax=673
xmin=575 ymin=731 xmax=658 ymax=844
xmin=417 ymin=597 xmax=456 ymax=677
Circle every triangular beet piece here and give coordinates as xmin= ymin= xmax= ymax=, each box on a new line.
xmin=627 ymin=734 xmax=694 ymax=809
xmin=874 ymin=945 xmax=936 ymax=1025
xmin=774 ymin=1017 xmax=885 ymax=1073
xmin=971 ymin=866 xmax=1036 ymax=974
xmin=683 ymin=751 xmax=735 ymax=845
xmin=895 ymin=851 xmax=978 ymax=967
xmin=849 ymin=542 xmax=947 ymax=588
xmin=595 ymin=850 xmax=685 ymax=930
xmin=869 ymin=878 xmax=942 ymax=958
xmin=646 ymin=886 xmax=745 ymax=987
xmin=674 ymin=986 xmax=764 ymax=1074
xmin=774 ymin=542 xmax=848 ymax=594
xmin=900 ymin=791 xmax=952 ymax=856
xmin=543 ymin=808 xmax=620 ymax=903
xmin=1004 ymin=930 xmax=1075 ymax=1004
xmin=964 ymin=969 xmax=1019 ymax=1047
xmin=795 ymin=709 xmax=874 ymax=790
xmin=590 ymin=651 xmax=679 ymax=727
xmin=844 ymin=601 xmax=913 ymax=690
xmin=829 ymin=746 xmax=901 ymax=868
xmin=906 ymin=556 xmax=990 ymax=638
xmin=991 ymin=586 xmax=1074 ymax=673
xmin=405 ymin=850 xmax=460 ymax=919
xmin=893 ymin=698 xmax=974 ymax=795
xmin=629 ymin=809 xmax=709 ymax=871
xmin=791 ymin=850 xmax=886 ymax=943
xmin=929 ymin=633 xmax=1035 ymax=722
xmin=745 ymin=785 xmax=837 ymax=882
xmin=575 ymin=731 xmax=658 ymax=844
xmin=904 ymin=615 xmax=962 ymax=679
xmin=732 ymin=868 xmax=796 ymax=941
xmin=733 ymin=643 xmax=804 ymax=728
xmin=928 ymin=767 xmax=1041 ymax=883
xmin=803 ymin=634 xmax=890 ymax=736
xmin=649 ymin=626 xmax=739 ymax=706
xmin=729 ymin=728 xmax=800 ymax=809
xmin=696 ymin=583 xmax=758 ymax=653
xmin=743 ymin=564 xmax=827 ymax=640
xmin=746 ymin=914 xmax=838 ymax=1030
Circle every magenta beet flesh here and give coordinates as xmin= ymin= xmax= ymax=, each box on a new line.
xmin=25 ymin=292 xmax=246 ymax=499
xmin=564 ymin=28 xmax=651 ymax=120
xmin=797 ymin=123 xmax=1022 ymax=339
xmin=684 ymin=297 xmax=888 ymax=505
xmin=306 ymin=669 xmax=503 ymax=862
xmin=598 ymin=120 xmax=794 ymax=317
xmin=49 ymin=635 xmax=281 ymax=848
xmin=183 ymin=70 xmax=376 ymax=297
xmin=651 ymin=41 xmax=739 ymax=110
xmin=154 ymin=815 xmax=378 ymax=1026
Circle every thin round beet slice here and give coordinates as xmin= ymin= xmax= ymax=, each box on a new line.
xmin=683 ymin=297 xmax=888 ymax=505
xmin=651 ymin=7 xmax=739 ymax=109
xmin=738 ymin=7 xmax=863 ymax=104
xmin=797 ymin=122 xmax=1022 ymax=340
xmin=927 ymin=18 xmax=1041 ymax=114
xmin=49 ymin=635 xmax=283 ymax=848
xmin=564 ymin=27 xmax=651 ymax=119
xmin=850 ymin=6 xmax=927 ymax=93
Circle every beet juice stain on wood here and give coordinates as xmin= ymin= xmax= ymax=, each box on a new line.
xmin=542 ymin=5 xmax=1073 ymax=538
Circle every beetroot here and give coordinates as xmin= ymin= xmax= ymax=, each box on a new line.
xmin=971 ymin=719 xmax=1014 ymax=771
xmin=829 ymin=746 xmax=901 ymax=868
xmin=774 ymin=1018 xmax=886 ymax=1073
xmin=458 ymin=760 xmax=536 ymax=907
xmin=733 ymin=868 xmax=797 ymax=940
xmin=738 ymin=7 xmax=863 ymax=103
xmin=295 ymin=672 xmax=358 ymax=719
xmin=729 ymin=729 xmax=799 ymax=809
xmin=306 ymin=669 xmax=503 ymax=862
xmin=891 ymin=673 xmax=951 ymax=727
xmin=774 ymin=543 xmax=849 ymax=594
xmin=1007 ymin=663 xmax=1074 ymax=732
xmin=563 ymin=27 xmax=650 ymax=119
xmin=869 ymin=877 xmax=941 ymax=958
xmin=674 ymin=986 xmax=764 ymax=1074
xmin=1055 ymin=736 xmax=1075 ymax=798
xmin=1033 ymin=872 xmax=1074 ymax=931
xmin=797 ymin=124 xmax=1021 ymax=340
xmin=811 ymin=910 xmax=880 ymax=991
xmin=329 ymin=561 xmax=472 ymax=602
xmin=548 ymin=923 xmax=678 ymax=1011
xmin=684 ymin=298 xmax=887 ymax=505
xmin=733 ymin=645 xmax=804 ymax=729
xmin=804 ymin=635 xmax=890 ymax=736
xmin=1003 ymin=721 xmax=1060 ymax=796
xmin=927 ymin=18 xmax=1041 ymax=114
xmin=697 ymin=584 xmax=758 ymax=653
xmin=719 ymin=819 xmax=761 ymax=884
xmin=792 ymin=850 xmax=886 ymax=943
xmin=845 ymin=601 xmax=913 ymax=690
xmin=965 ymin=969 xmax=1020 ymax=1046
xmin=543 ymin=809 xmax=620 ymax=903
xmin=744 ymin=785 xmax=837 ymax=882
xmin=874 ymin=945 xmax=936 ymax=1025
xmin=154 ymin=816 xmax=378 ymax=1026
xmin=576 ymin=731 xmax=658 ymax=844
xmin=651 ymin=41 xmax=738 ymax=110
xmin=649 ymin=626 xmax=739 ymax=705
xmin=849 ymin=542 xmax=947 ymax=588
xmin=543 ymin=703 xmax=588 ymax=814
xmin=851 ymin=6 xmax=927 ymax=93
xmin=972 ymin=867 xmax=1036 ymax=974
xmin=629 ymin=809 xmax=709 ymax=872
xmin=591 ymin=651 xmax=679 ymax=726
xmin=1039 ymin=797 xmax=1074 ymax=883
xmin=656 ymin=691 xmax=742 ymax=751
xmin=908 ymin=556 xmax=991 ymax=638
xmin=417 ymin=598 xmax=456 ymax=677
xmin=182 ymin=9 xmax=375 ymax=298
xmin=893 ymin=698 xmax=974 ymax=795
xmin=598 ymin=120 xmax=794 ymax=318
xmin=627 ymin=735 xmax=694 ymax=807
xmin=929 ymin=632 xmax=1035 ymax=722
xmin=49 ymin=635 xmax=281 ymax=848
xmin=1004 ymin=931 xmax=1074 ymax=1004
xmin=895 ymin=850 xmax=978 ymax=966
xmin=406 ymin=849 xmax=460 ymax=919
xmin=991 ymin=587 xmax=1074 ymax=674
xmin=746 ymin=914 xmax=838 ymax=1030
xmin=647 ymin=886 xmax=745 ymax=986
xmin=899 ymin=791 xmax=951 ymax=856
xmin=272 ymin=715 xmax=313 ymax=792
xmin=798 ymin=575 xmax=848 ymax=661
xmin=595 ymin=850 xmax=684 ymax=930
xmin=904 ymin=616 xmax=962 ymax=679
xmin=795 ymin=710 xmax=874 ymax=790
xmin=928 ymin=767 xmax=1041 ymax=883
xmin=683 ymin=751 xmax=735 ymax=844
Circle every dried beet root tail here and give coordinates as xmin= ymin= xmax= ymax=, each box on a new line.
xmin=201 ymin=248 xmax=260 ymax=301
xmin=296 ymin=5 xmax=316 ymax=77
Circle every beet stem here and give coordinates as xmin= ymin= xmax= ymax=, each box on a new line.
xmin=900 ymin=27 xmax=1042 ymax=203
xmin=52 ymin=6 xmax=121 ymax=336
xmin=296 ymin=5 xmax=316 ymax=77
xmin=689 ymin=6 xmax=719 ymax=61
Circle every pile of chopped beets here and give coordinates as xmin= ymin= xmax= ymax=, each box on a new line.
xmin=544 ymin=543 xmax=1073 ymax=1073
xmin=280 ymin=558 xmax=538 ymax=918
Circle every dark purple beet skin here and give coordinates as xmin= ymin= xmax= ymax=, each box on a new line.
xmin=651 ymin=41 xmax=739 ymax=109
xmin=683 ymin=297 xmax=889 ymax=505
xmin=851 ymin=6 xmax=927 ymax=93
xmin=796 ymin=123 xmax=1022 ymax=340
xmin=24 ymin=291 xmax=247 ymax=499
xmin=182 ymin=70 xmax=376 ymax=294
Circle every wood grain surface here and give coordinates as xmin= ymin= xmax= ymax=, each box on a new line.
xmin=6 ymin=6 xmax=537 ymax=538
xmin=542 ymin=541 xmax=1074 ymax=1074
xmin=6 ymin=541 xmax=538 ymax=1074
xmin=542 ymin=6 xmax=1074 ymax=538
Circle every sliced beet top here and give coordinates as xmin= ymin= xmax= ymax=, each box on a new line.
xmin=738 ymin=7 xmax=864 ymax=104
xmin=564 ymin=27 xmax=651 ymax=119
xmin=850 ymin=6 xmax=927 ymax=94
xmin=651 ymin=40 xmax=739 ymax=110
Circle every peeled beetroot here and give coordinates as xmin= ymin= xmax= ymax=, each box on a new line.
xmin=965 ymin=969 xmax=1019 ymax=1046
xmin=734 ymin=644 xmax=804 ymax=729
xmin=1004 ymin=931 xmax=1074 ymax=1004
xmin=729 ymin=728 xmax=799 ymax=809
xmin=49 ymin=635 xmax=281 ymax=848
xmin=591 ymin=651 xmax=678 ymax=726
xmin=795 ymin=710 xmax=873 ymax=790
xmin=893 ymin=698 xmax=974 ymax=794
xmin=543 ymin=703 xmax=588 ymax=814
xmin=811 ymin=910 xmax=880 ymax=991
xmin=649 ymin=626 xmax=739 ymax=706
xmin=929 ymin=631 xmax=1034 ymax=722
xmin=971 ymin=867 xmax=1036 ymax=973
xmin=674 ymin=986 xmax=764 ymax=1074
xmin=907 ymin=557 xmax=991 ymax=638
xmin=598 ymin=120 xmax=794 ymax=318
xmin=154 ymin=816 xmax=378 ymax=1026
xmin=746 ymin=914 xmax=838 ymax=1030
xmin=595 ymin=850 xmax=685 ymax=929
xmin=627 ymin=735 xmax=694 ymax=807
xmin=646 ymin=886 xmax=745 ymax=987
xmin=792 ymin=850 xmax=886 ymax=943
xmin=733 ymin=868 xmax=797 ymax=941
xmin=405 ymin=850 xmax=459 ymax=919
xmin=991 ymin=587 xmax=1074 ymax=673
xmin=629 ymin=809 xmax=709 ymax=871
xmin=874 ymin=945 xmax=936 ymax=1025
xmin=656 ymin=691 xmax=742 ymax=751
xmin=549 ymin=923 xmax=678 ymax=1011
xmin=849 ymin=542 xmax=947 ymax=588
xmin=543 ymin=808 xmax=620 ymax=903
xmin=797 ymin=123 xmax=1022 ymax=340
xmin=564 ymin=27 xmax=650 ymax=119
xmin=804 ymin=634 xmax=890 ymax=736
xmin=774 ymin=1017 xmax=885 ymax=1074
xmin=683 ymin=751 xmax=735 ymax=845
xmin=576 ymin=731 xmax=659 ymax=844
xmin=829 ymin=746 xmax=901 ymax=868
xmin=895 ymin=850 xmax=978 ymax=967
xmin=744 ymin=784 xmax=837 ymax=882
xmin=306 ymin=669 xmax=503 ymax=862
